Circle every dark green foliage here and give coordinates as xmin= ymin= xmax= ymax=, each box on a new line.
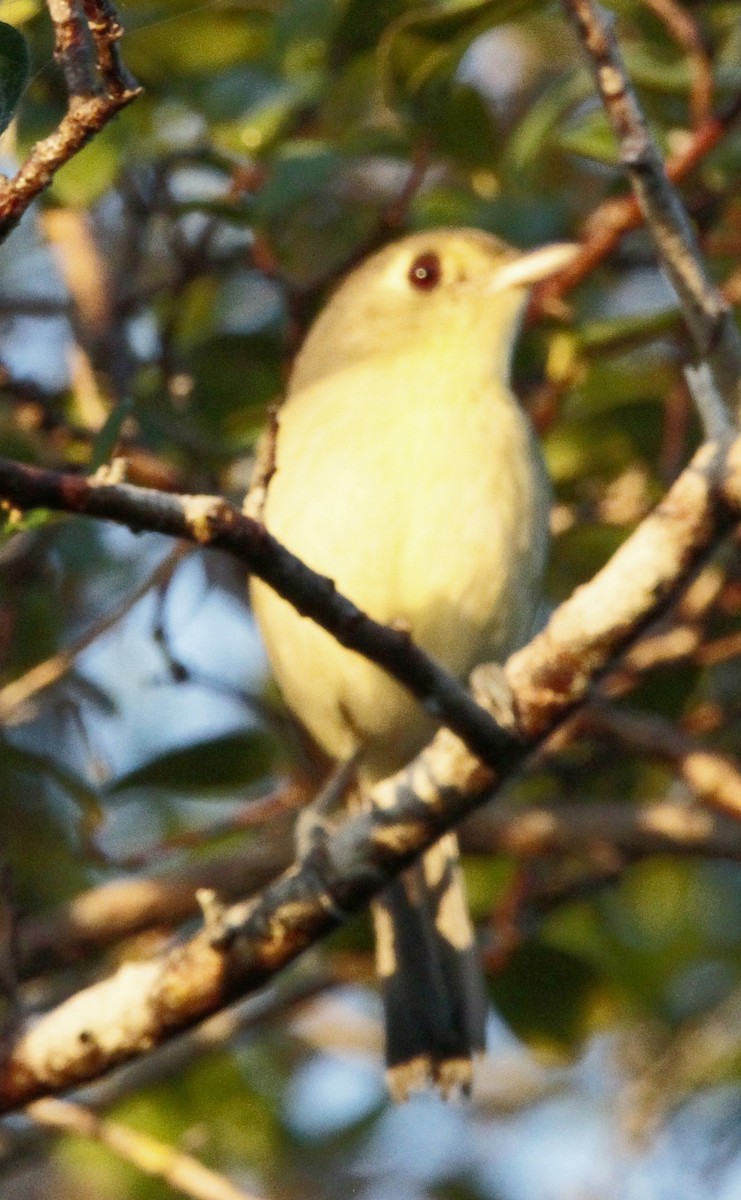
xmin=0 ymin=20 xmax=29 ymax=137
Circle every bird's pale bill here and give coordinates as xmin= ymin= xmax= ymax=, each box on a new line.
xmin=487 ymin=241 xmax=580 ymax=294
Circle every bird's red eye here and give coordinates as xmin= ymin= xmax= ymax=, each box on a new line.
xmin=408 ymin=251 xmax=442 ymax=291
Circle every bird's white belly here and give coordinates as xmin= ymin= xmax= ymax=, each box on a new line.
xmin=250 ymin=361 xmax=549 ymax=779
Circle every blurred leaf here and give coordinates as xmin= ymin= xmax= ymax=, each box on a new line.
xmin=273 ymin=0 xmax=337 ymax=68
xmin=0 ymin=734 xmax=102 ymax=814
xmin=0 ymin=1 xmax=40 ymax=23
xmin=491 ymin=941 xmax=602 ymax=1048
xmin=212 ymin=78 xmax=315 ymax=157
xmin=0 ymin=506 xmax=56 ymax=540
xmin=255 ymin=144 xmax=340 ymax=220
xmin=90 ymin=396 xmax=135 ymax=470
xmin=0 ymin=19 xmax=29 ymax=136
xmin=428 ymin=81 xmax=503 ymax=167
xmin=622 ymin=661 xmax=699 ymax=723
xmin=125 ymin=9 xmax=270 ymax=80
xmin=322 ymin=52 xmax=384 ymax=143
xmin=187 ymin=332 xmax=284 ymax=443
xmin=564 ymin=356 xmax=676 ymax=420
xmin=546 ymin=523 xmax=628 ymax=599
xmin=380 ymin=0 xmax=541 ymax=132
xmin=502 ymin=69 xmax=592 ymax=182
xmin=578 ymin=308 xmax=680 ymax=355
xmin=0 ymin=19 xmax=27 ymax=139
xmin=546 ymin=421 xmax=647 ymax=488
xmin=625 ymin=43 xmax=741 ymax=96
xmin=557 ymin=108 xmax=620 ymax=166
xmin=410 ymin=181 xmax=481 ymax=228
xmin=335 ymin=0 xmax=411 ymax=58
xmin=255 ymin=148 xmax=382 ymax=284
xmin=108 ymin=729 xmax=277 ymax=793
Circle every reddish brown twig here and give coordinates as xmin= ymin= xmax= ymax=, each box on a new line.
xmin=0 ymin=0 xmax=140 ymax=240
xmin=641 ymin=0 xmax=713 ymax=129
xmin=586 ymin=703 xmax=741 ymax=823
xmin=531 ymin=94 xmax=741 ymax=322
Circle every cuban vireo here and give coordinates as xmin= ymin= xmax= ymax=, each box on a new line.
xmin=249 ymin=228 xmax=577 ymax=1099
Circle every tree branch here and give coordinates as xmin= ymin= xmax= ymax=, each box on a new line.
xmin=561 ymin=0 xmax=741 ymax=419
xmin=0 ymin=433 xmax=741 ymax=1109
xmin=530 ymin=91 xmax=741 ymax=320
xmin=640 ymin=0 xmax=713 ymax=130
xmin=0 ymin=0 xmax=140 ymax=241
xmin=586 ymin=702 xmax=741 ymax=821
xmin=0 ymin=457 xmax=516 ymax=767
xmin=0 ymin=546 xmax=185 ymax=724
xmin=18 ymin=835 xmax=292 ymax=980
xmin=27 ymin=1097 xmax=262 ymax=1200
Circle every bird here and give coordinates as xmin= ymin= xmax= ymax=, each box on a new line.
xmin=248 ymin=227 xmax=577 ymax=1100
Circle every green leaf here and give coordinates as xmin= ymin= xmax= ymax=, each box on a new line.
xmin=624 ymin=44 xmax=741 ymax=97
xmin=254 ymin=144 xmax=340 ymax=221
xmin=254 ymin=148 xmax=381 ymax=285
xmin=187 ymin=332 xmax=284 ymax=444
xmin=577 ymin=308 xmax=681 ymax=355
xmin=125 ymin=9 xmax=270 ymax=80
xmin=90 ymin=396 xmax=135 ymax=471
xmin=502 ymin=69 xmax=593 ymax=182
xmin=380 ymin=0 xmax=542 ymax=125
xmin=0 ymin=20 xmax=29 ymax=136
xmin=491 ymin=942 xmax=601 ymax=1048
xmin=556 ymin=107 xmax=620 ymax=166
xmin=424 ymin=80 xmax=503 ymax=168
xmin=0 ymin=506 xmax=56 ymax=539
xmin=108 ymin=729 xmax=278 ymax=794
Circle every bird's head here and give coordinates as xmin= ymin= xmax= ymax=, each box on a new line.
xmin=290 ymin=228 xmax=578 ymax=391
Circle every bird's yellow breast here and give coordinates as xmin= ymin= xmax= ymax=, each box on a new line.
xmin=250 ymin=342 xmax=549 ymax=780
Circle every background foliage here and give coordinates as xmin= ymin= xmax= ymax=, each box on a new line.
xmin=2 ymin=0 xmax=741 ymax=1196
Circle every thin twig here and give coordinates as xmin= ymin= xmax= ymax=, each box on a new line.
xmin=640 ymin=0 xmax=713 ymax=129
xmin=47 ymin=0 xmax=99 ymax=97
xmin=561 ymin=0 xmax=741 ymax=419
xmin=0 ymin=0 xmax=140 ymax=241
xmin=531 ymin=92 xmax=741 ymax=324
xmin=585 ymin=702 xmax=741 ymax=822
xmin=0 ymin=546 xmax=186 ymax=724
xmin=27 ymin=1097 xmax=266 ymax=1200
xmin=79 ymin=0 xmax=139 ymax=97
xmin=108 ymin=779 xmax=309 ymax=871
xmin=0 ymin=970 xmax=329 ymax=1170
xmin=18 ymin=835 xmax=292 ymax=979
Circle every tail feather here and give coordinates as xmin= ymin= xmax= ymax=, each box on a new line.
xmin=372 ymin=833 xmax=487 ymax=1101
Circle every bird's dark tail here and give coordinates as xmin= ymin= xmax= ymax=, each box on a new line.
xmin=371 ymin=832 xmax=488 ymax=1101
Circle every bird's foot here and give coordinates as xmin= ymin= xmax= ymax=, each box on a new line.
xmin=295 ymin=753 xmax=360 ymax=860
xmin=470 ymin=661 xmax=519 ymax=734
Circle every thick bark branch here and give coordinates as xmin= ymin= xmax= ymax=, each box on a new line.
xmin=0 ymin=435 xmax=740 ymax=1109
